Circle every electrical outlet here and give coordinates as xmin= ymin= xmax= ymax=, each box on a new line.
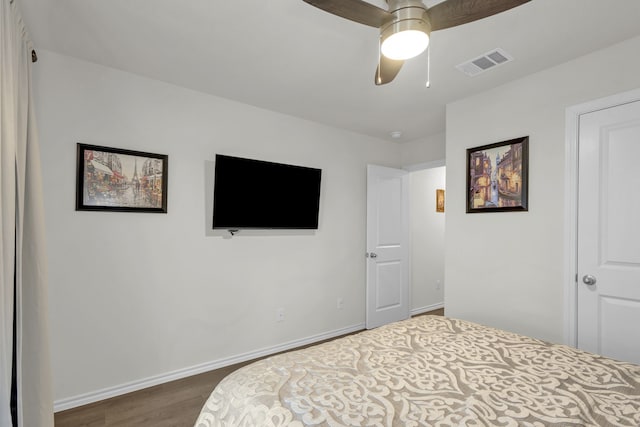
xmin=337 ymin=297 xmax=344 ymax=310
xmin=276 ymin=308 xmax=285 ymax=322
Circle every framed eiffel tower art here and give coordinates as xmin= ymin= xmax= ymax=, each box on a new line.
xmin=76 ymin=143 xmax=168 ymax=213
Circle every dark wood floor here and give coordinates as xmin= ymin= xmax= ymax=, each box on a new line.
xmin=55 ymin=308 xmax=444 ymax=427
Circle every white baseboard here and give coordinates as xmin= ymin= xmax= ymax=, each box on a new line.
xmin=54 ymin=322 xmax=366 ymax=412
xmin=411 ymin=302 xmax=444 ymax=317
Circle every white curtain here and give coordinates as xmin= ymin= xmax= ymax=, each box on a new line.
xmin=0 ymin=1 xmax=54 ymax=426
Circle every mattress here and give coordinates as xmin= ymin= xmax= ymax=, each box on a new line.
xmin=195 ymin=316 xmax=640 ymax=426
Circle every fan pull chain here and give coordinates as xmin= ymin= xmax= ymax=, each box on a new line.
xmin=425 ymin=45 xmax=431 ymax=88
xmin=377 ymin=37 xmax=382 ymax=85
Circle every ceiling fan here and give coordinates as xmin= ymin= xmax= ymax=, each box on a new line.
xmin=302 ymin=0 xmax=531 ymax=85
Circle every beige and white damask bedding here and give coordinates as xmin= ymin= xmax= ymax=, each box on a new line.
xmin=195 ymin=316 xmax=640 ymax=426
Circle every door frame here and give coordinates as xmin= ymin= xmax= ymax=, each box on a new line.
xmin=563 ymin=88 xmax=640 ymax=347
xmin=403 ymin=159 xmax=446 ymax=316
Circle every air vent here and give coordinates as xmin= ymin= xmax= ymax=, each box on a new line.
xmin=455 ymin=48 xmax=513 ymax=77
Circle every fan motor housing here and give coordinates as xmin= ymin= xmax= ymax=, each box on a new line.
xmin=381 ymin=0 xmax=431 ymax=41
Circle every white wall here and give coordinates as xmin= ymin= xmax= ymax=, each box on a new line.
xmin=409 ymin=167 xmax=445 ymax=314
xmin=445 ymin=36 xmax=640 ymax=343
xmin=32 ymin=51 xmax=402 ymax=404
xmin=400 ymin=132 xmax=445 ymax=167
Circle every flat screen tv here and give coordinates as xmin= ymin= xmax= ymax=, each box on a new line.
xmin=212 ymin=154 xmax=322 ymax=230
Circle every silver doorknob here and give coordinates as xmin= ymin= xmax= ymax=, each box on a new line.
xmin=582 ymin=275 xmax=597 ymax=286
xmin=367 ymin=252 xmax=378 ymax=259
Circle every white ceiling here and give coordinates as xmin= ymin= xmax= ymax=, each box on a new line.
xmin=17 ymin=0 xmax=640 ymax=142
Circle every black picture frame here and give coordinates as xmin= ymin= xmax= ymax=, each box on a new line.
xmin=466 ymin=136 xmax=528 ymax=213
xmin=76 ymin=143 xmax=168 ymax=213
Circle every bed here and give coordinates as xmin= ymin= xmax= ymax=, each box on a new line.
xmin=195 ymin=315 xmax=640 ymax=426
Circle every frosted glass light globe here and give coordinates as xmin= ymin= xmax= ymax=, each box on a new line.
xmin=381 ymin=30 xmax=429 ymax=60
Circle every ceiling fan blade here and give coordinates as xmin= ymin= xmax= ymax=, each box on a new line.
xmin=428 ymin=0 xmax=531 ymax=31
xmin=302 ymin=0 xmax=392 ymax=28
xmin=374 ymin=56 xmax=404 ymax=85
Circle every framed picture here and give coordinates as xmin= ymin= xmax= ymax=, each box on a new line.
xmin=466 ymin=136 xmax=528 ymax=213
xmin=436 ymin=189 xmax=445 ymax=213
xmin=76 ymin=143 xmax=168 ymax=213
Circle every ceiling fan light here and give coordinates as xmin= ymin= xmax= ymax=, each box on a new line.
xmin=381 ymin=29 xmax=429 ymax=60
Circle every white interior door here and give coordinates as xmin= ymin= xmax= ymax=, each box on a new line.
xmin=366 ymin=165 xmax=409 ymax=329
xmin=577 ymin=99 xmax=640 ymax=364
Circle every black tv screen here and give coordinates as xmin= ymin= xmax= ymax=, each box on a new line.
xmin=212 ymin=155 xmax=322 ymax=229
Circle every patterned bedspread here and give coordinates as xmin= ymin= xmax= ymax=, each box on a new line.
xmin=195 ymin=316 xmax=640 ymax=426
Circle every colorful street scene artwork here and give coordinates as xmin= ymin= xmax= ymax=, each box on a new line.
xmin=80 ymin=147 xmax=166 ymax=210
xmin=467 ymin=137 xmax=528 ymax=212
